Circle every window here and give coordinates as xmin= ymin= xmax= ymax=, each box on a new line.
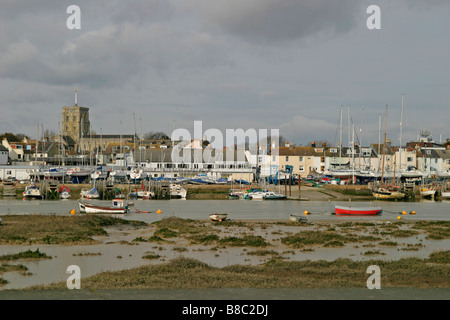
xmin=299 ymin=165 xmax=304 ymax=171
xmin=407 ymin=157 xmax=413 ymax=162
xmin=299 ymin=156 xmax=304 ymax=162
xmin=285 ymin=156 xmax=289 ymax=161
xmin=321 ymin=156 xmax=325 ymax=162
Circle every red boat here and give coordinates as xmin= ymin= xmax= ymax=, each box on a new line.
xmin=334 ymin=204 xmax=382 ymax=216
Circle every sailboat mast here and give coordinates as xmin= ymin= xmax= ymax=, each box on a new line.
xmin=339 ymin=105 xmax=343 ymax=167
xmin=381 ymin=105 xmax=388 ymax=183
xmin=399 ymin=94 xmax=404 ymax=172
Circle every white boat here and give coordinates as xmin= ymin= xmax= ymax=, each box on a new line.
xmin=23 ymin=183 xmax=42 ymax=199
xmin=43 ymin=167 xmax=65 ymax=179
xmin=169 ymin=184 xmax=187 ymax=198
xmin=91 ymin=170 xmax=107 ymax=180
xmin=250 ymin=192 xmax=264 ymax=200
xmin=137 ymin=190 xmax=155 ymax=199
xmin=419 ymin=186 xmax=436 ymax=198
xmin=441 ymin=191 xmax=450 ymax=199
xmin=78 ymin=199 xmax=131 ymax=214
xmin=263 ymin=191 xmax=286 ymax=200
xmin=209 ymin=213 xmax=228 ymax=221
xmin=80 ymin=187 xmax=100 ymax=199
xmin=128 ymin=168 xmax=144 ymax=180
xmin=67 ymin=167 xmax=91 ymax=177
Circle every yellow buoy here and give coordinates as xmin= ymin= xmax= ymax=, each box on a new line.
xmin=70 ymin=209 xmax=76 ymax=215
xmin=410 ymin=211 xmax=416 ymax=215
xmin=156 ymin=209 xmax=162 ymax=214
xmin=304 ymin=210 xmax=309 ymax=215
xmin=397 ymin=216 xmax=402 ymax=220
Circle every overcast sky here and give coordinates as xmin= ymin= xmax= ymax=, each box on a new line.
xmin=1 ymin=0 xmax=449 ymax=147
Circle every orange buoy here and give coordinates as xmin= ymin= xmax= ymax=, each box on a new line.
xmin=156 ymin=209 xmax=162 ymax=214
xmin=70 ymin=209 xmax=76 ymax=215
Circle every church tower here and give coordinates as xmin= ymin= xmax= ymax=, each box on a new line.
xmin=62 ymin=89 xmax=90 ymax=143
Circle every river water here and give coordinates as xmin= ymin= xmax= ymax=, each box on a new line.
xmin=1 ymin=198 xmax=449 ymax=222
xmin=0 ymin=198 xmax=449 ymax=299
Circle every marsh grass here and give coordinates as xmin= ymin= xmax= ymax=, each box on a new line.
xmin=0 ymin=249 xmax=50 ymax=261
xmin=37 ymin=250 xmax=450 ymax=290
xmin=0 ymin=215 xmax=146 ymax=245
xmin=280 ymin=230 xmax=379 ymax=248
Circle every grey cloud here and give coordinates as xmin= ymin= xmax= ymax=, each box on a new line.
xmin=194 ymin=0 xmax=364 ymax=44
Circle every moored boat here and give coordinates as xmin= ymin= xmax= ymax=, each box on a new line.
xmin=371 ymin=185 xmax=405 ymax=200
xmin=263 ymin=191 xmax=286 ymax=200
xmin=289 ymin=214 xmax=307 ymax=223
xmin=441 ymin=190 xmax=450 ymax=199
xmin=169 ymin=184 xmax=187 ymax=198
xmin=23 ymin=183 xmax=42 ymax=199
xmin=59 ymin=185 xmax=71 ymax=199
xmin=78 ymin=199 xmax=131 ymax=214
xmin=419 ymin=186 xmax=436 ymax=199
xmin=334 ymin=204 xmax=382 ymax=215
xmin=80 ymin=187 xmax=100 ymax=199
xmin=209 ymin=213 xmax=228 ymax=221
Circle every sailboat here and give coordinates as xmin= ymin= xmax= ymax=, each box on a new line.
xmin=371 ymin=104 xmax=405 ymax=200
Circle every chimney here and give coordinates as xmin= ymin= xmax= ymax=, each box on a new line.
xmin=311 ymin=141 xmax=316 ymax=147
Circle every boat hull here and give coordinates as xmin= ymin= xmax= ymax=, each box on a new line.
xmin=441 ymin=192 xmax=450 ymax=199
xmin=289 ymin=215 xmax=307 ymax=222
xmin=209 ymin=213 xmax=227 ymax=221
xmin=372 ymin=188 xmax=405 ymax=200
xmin=334 ymin=205 xmax=382 ymax=215
xmin=420 ymin=190 xmax=436 ymax=198
xmin=78 ymin=201 xmax=127 ymax=214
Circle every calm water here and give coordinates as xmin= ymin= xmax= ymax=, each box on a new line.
xmin=1 ymin=198 xmax=449 ymax=298
xmin=1 ymin=198 xmax=449 ymax=222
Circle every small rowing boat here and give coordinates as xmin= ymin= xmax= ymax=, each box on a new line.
xmin=289 ymin=214 xmax=307 ymax=223
xmin=334 ymin=204 xmax=382 ymax=216
xmin=209 ymin=213 xmax=228 ymax=221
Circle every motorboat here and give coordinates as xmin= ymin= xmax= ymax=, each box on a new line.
xmin=23 ymin=183 xmax=42 ymax=199
xmin=169 ymin=184 xmax=187 ymax=198
xmin=263 ymin=191 xmax=286 ymax=200
xmin=78 ymin=199 xmax=131 ymax=214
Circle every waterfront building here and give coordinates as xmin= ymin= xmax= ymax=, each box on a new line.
xmin=0 ymin=145 xmax=8 ymax=165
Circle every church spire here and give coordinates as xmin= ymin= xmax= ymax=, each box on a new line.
xmin=75 ymin=88 xmax=78 ymax=106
